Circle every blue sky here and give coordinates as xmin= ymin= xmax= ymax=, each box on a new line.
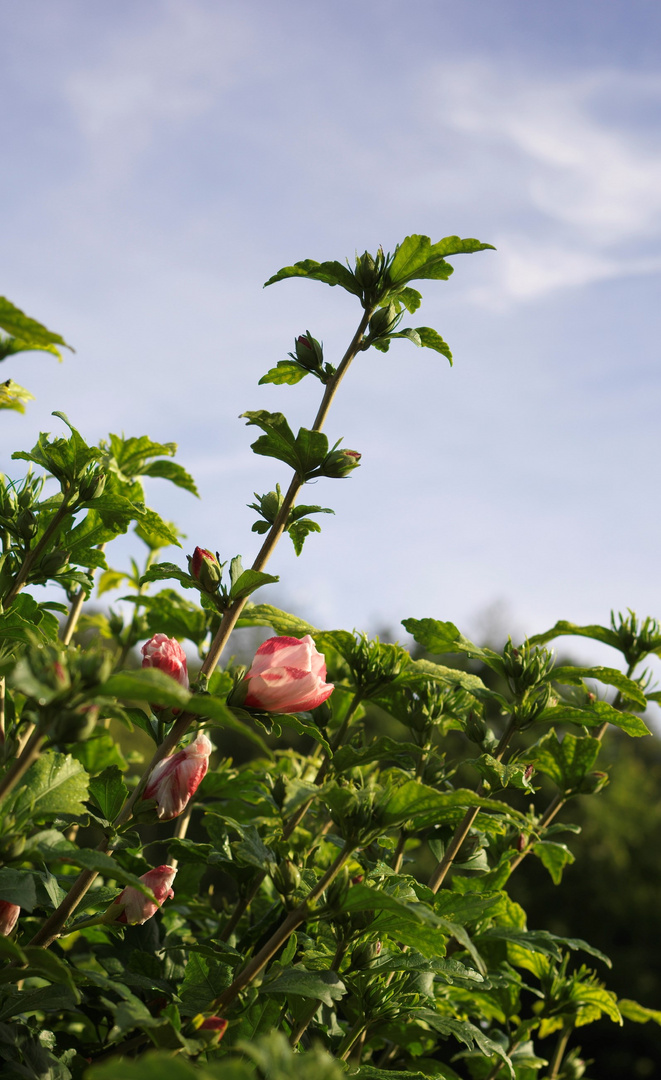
xmin=2 ymin=0 xmax=661 ymax=670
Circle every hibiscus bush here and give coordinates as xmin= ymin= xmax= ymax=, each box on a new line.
xmin=0 ymin=237 xmax=659 ymax=1080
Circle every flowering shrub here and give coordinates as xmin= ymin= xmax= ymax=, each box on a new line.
xmin=0 ymin=239 xmax=657 ymax=1079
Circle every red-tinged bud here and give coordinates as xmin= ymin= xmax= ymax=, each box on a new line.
xmin=293 ymin=332 xmax=323 ymax=371
xmin=108 ymin=865 xmax=177 ymax=925
xmin=200 ymin=1017 xmax=228 ymax=1035
xmin=319 ymin=448 xmax=362 ymax=479
xmin=516 ymin=834 xmax=527 ymax=852
xmin=579 ymin=770 xmax=609 ymax=795
xmin=189 ymin=547 xmax=222 ymax=593
xmin=352 ymin=939 xmax=382 ymax=969
xmin=524 ymin=764 xmax=535 ymax=782
xmin=141 ymin=635 xmax=189 ymax=708
xmin=0 ymin=901 xmax=20 ymax=936
xmin=142 ymin=732 xmax=213 ymax=820
xmin=351 ymin=874 xmax=364 ymax=885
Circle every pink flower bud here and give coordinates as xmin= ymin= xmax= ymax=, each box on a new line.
xmin=0 ymin=901 xmax=20 ymax=936
xmin=199 ymin=1017 xmax=228 ymax=1036
xmin=142 ymin=732 xmax=213 ymax=820
xmin=141 ymin=634 xmax=189 ymax=692
xmin=243 ymin=635 xmax=334 ymax=713
xmin=110 ymin=865 xmax=176 ymax=925
xmin=190 ymin=547 xmax=222 ymax=592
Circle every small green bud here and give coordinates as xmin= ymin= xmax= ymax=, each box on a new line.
xmin=351 ymin=939 xmax=382 ymax=969
xmin=16 ymin=508 xmax=38 ymax=540
xmin=578 ymin=770 xmax=609 ymax=795
xmin=368 ymin=302 xmax=398 ymax=338
xmin=465 ymin=712 xmax=488 ymax=745
xmin=47 ymin=704 xmax=98 ymax=744
xmin=78 ymin=471 xmax=106 ymax=502
xmin=354 ymin=251 xmax=378 ymax=290
xmin=318 ymin=448 xmax=361 ymax=479
xmin=271 ymin=860 xmax=301 ymax=897
xmin=38 ymin=548 xmax=70 ymax=577
xmin=77 ymin=651 xmax=114 ymax=688
xmin=293 ymin=332 xmax=323 ymax=371
xmin=271 ymin=775 xmax=287 ymax=809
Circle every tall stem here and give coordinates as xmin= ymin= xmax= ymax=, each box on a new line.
xmin=428 ymin=716 xmax=517 ymax=893
xmin=27 ymin=311 xmax=372 ymax=950
xmin=547 ymin=1022 xmax=572 ymax=1079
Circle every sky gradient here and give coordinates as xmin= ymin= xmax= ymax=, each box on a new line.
xmin=2 ymin=0 xmax=660 ymax=672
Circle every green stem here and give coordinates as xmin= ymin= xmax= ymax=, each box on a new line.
xmin=547 ymin=1022 xmax=573 ymax=1079
xmin=61 ymin=543 xmax=106 ymax=645
xmin=27 ymin=311 xmax=373 ymax=951
xmin=337 ymin=1019 xmax=368 ymax=1062
xmin=210 ymin=841 xmax=355 ymax=1011
xmin=3 ymin=501 xmax=71 ymax=607
xmin=428 ymin=715 xmax=517 ymax=893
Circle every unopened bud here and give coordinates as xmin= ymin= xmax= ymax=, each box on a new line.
xmin=38 ymin=548 xmax=70 ymax=577
xmin=352 ymin=939 xmax=382 ymax=969
xmin=465 ymin=712 xmax=488 ymax=745
xmin=369 ymin=302 xmax=398 ymax=338
xmin=516 ymin=834 xmax=527 ymax=852
xmin=354 ymin=251 xmax=378 ymax=289
xmin=78 ymin=471 xmax=106 ymax=502
xmin=579 ymin=770 xmax=609 ymax=795
xmin=271 ymin=860 xmax=301 ymax=897
xmin=189 ymin=547 xmax=222 ymax=593
xmin=293 ymin=332 xmax=323 ymax=371
xmin=319 ymin=448 xmax=361 ymax=479
xmin=524 ymin=764 xmax=535 ymax=782
xmin=16 ymin=509 xmax=38 ymax=540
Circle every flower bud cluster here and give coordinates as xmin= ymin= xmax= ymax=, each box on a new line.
xmin=9 ymin=643 xmax=114 ymax=745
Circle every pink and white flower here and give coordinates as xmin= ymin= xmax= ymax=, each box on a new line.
xmin=243 ymin=635 xmax=334 ymax=713
xmin=110 ymin=865 xmax=177 ymax=925
xmin=0 ymin=901 xmax=20 ymax=936
xmin=141 ymin=634 xmax=189 ymax=692
xmin=142 ymin=732 xmax=213 ymax=820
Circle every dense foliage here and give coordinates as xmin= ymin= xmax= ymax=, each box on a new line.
xmin=0 ymin=238 xmax=659 ymax=1080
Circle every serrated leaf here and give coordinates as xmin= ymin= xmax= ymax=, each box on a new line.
xmin=179 ymin=951 xmax=232 ymax=1015
xmin=402 ymin=617 xmax=504 ymax=676
xmin=259 ymin=360 xmax=308 ymax=385
xmin=3 ymin=751 xmax=89 ymax=824
xmin=230 ymin=568 xmax=279 ymax=603
xmin=550 ymin=665 xmax=647 ymax=709
xmin=0 ymin=868 xmax=38 ymax=910
xmin=532 ymin=840 xmax=575 ymax=884
xmin=264 ymin=259 xmax=361 ymax=297
xmin=236 ymin=603 xmax=318 ymax=637
xmin=416 ymin=326 xmax=453 ymax=364
xmin=139 ymin=562 xmax=196 ymax=590
xmin=529 ymin=620 xmax=622 ymax=650
xmin=0 ymin=297 xmax=72 ymax=350
xmin=619 ymin=999 xmax=661 ymax=1025
xmin=0 ymin=379 xmax=35 ymax=412
xmin=388 ymin=234 xmax=495 ymax=289
xmin=260 ymin=966 xmax=345 ymax=1005
xmin=89 ymin=766 xmax=129 ymax=820
xmin=141 ymin=459 xmax=199 ymax=496
xmin=535 ymin=700 xmax=650 ymax=737
xmin=521 ymin=730 xmax=600 ymax=793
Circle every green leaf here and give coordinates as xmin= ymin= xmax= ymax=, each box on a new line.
xmin=141 ymin=459 xmax=199 ymax=496
xmin=85 ymin=1052 xmax=204 ymax=1080
xmin=71 ymin=732 xmax=127 ymax=775
xmin=522 ymin=731 xmax=600 ymax=793
xmin=260 ymin=966 xmax=345 ymax=1005
xmin=179 ymin=950 xmax=232 ymax=1015
xmin=0 ymin=868 xmax=38 ymax=910
xmin=534 ymin=700 xmax=650 ymax=737
xmin=532 ymin=840 xmax=575 ymax=884
xmin=619 ymin=999 xmax=661 ymax=1025
xmin=388 ymin=235 xmax=495 ymax=288
xmin=332 ymin=736 xmax=422 ymax=773
xmin=3 ymin=751 xmax=89 ymax=825
xmin=550 ymin=665 xmax=648 ymax=709
xmin=0 ymin=297 xmax=72 ymax=350
xmin=0 ymin=379 xmax=34 ymax=413
xmin=89 ymin=765 xmax=129 ymax=821
xmin=236 ymin=603 xmax=317 ymax=637
xmin=259 ymin=360 xmax=308 ymax=386
xmin=230 ymin=569 xmax=279 ymax=603
xmin=416 ymin=326 xmax=453 ymax=364
xmin=139 ymin=561 xmax=196 ymax=590
xmin=264 ymin=258 xmax=361 ymax=298
xmin=403 ymin=617 xmax=504 ymax=676
xmin=100 ymin=667 xmax=191 ymax=708
xmin=380 ymin=781 xmax=527 ymax=830
xmin=0 ymin=984 xmax=78 ymax=1020
xmin=128 ymin=589 xmax=207 ymax=645
xmin=530 ymin=620 xmax=621 ymax=650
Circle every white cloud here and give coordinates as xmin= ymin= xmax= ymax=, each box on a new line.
xmin=64 ymin=1 xmax=253 ymax=181
xmin=421 ymin=63 xmax=661 ymax=303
